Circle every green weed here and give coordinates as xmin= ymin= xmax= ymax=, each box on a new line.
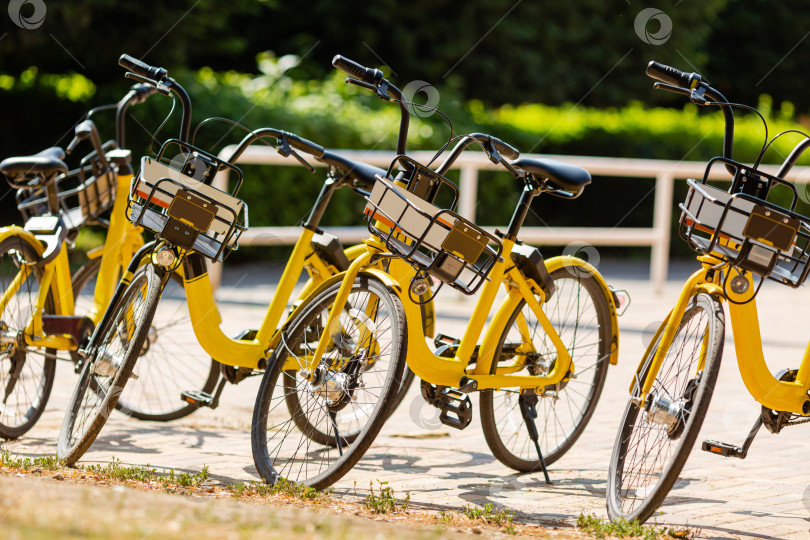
xmin=359 ymin=480 xmax=410 ymax=514
xmin=576 ymin=513 xmax=694 ymax=540
xmin=461 ymin=503 xmax=514 ymax=525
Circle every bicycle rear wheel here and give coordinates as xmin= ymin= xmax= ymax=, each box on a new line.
xmin=480 ymin=265 xmax=612 ymax=471
xmin=0 ymin=236 xmax=56 ymax=439
xmin=606 ymin=292 xmax=723 ymax=523
xmin=58 ymin=264 xmax=162 ymax=465
xmin=252 ymin=275 xmax=406 ymax=489
xmin=72 ymin=258 xmax=218 ymax=421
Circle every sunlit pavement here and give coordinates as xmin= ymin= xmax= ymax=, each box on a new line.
xmin=7 ymin=260 xmax=810 ymax=539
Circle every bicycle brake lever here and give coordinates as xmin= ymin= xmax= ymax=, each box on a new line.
xmin=652 ymin=81 xmax=692 ymax=98
xmin=346 ymin=78 xmax=377 ymax=92
xmin=289 ymin=149 xmax=316 ymax=173
xmin=124 ymin=72 xmax=171 ymax=96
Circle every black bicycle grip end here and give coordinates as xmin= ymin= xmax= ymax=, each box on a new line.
xmin=490 ymin=136 xmax=520 ymax=160
xmin=119 ymin=54 xmax=167 ymax=82
xmin=646 ymin=61 xmax=693 ymax=88
xmin=286 ymin=132 xmax=325 ymax=158
xmin=332 ymin=55 xmax=384 ymax=86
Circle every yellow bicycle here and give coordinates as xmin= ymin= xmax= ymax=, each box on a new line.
xmin=607 ymin=61 xmax=810 ymax=523
xmin=56 ymin=54 xmax=431 ymax=464
xmin=250 ymin=56 xmax=624 ymax=489
xmin=0 ymin=86 xmax=162 ymax=438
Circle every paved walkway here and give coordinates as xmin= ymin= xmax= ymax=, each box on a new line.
xmin=5 ymin=261 xmax=810 ymax=539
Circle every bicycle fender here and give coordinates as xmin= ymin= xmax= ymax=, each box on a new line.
xmin=544 ymin=256 xmax=620 ymax=366
xmin=0 ymin=226 xmax=46 ymax=256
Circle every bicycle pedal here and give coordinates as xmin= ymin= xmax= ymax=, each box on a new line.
xmin=437 ymin=388 xmax=473 ymax=430
xmin=433 ymin=334 xmax=460 ymax=348
xmin=702 ymin=440 xmax=745 ymax=458
xmin=181 ymin=390 xmax=215 ymax=408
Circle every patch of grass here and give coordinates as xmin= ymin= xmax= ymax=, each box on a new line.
xmin=84 ymin=458 xmax=209 ymax=488
xmin=1 ymin=451 xmax=63 ymax=470
xmin=437 ymin=511 xmax=453 ymax=525
xmin=359 ymin=480 xmax=410 ymax=514
xmin=461 ymin=503 xmax=514 ymax=526
xmin=576 ymin=514 xmax=694 ymax=540
xmin=1 ymin=451 xmax=210 ymax=490
xmin=229 ymin=478 xmax=332 ymax=502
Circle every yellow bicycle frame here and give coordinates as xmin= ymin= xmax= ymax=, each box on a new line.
xmin=179 ymin=228 xmax=429 ymax=370
xmin=636 ymin=254 xmax=810 ymax=415
xmin=299 ymin=235 xmax=620 ymax=391
xmin=0 ymin=172 xmax=143 ymax=351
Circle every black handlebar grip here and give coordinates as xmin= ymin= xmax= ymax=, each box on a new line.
xmin=646 ymin=61 xmax=693 ymax=88
xmin=286 ymin=132 xmax=325 ymax=158
xmin=332 ymin=55 xmax=384 ymax=86
xmin=119 ymin=54 xmax=168 ymax=82
xmin=490 ymin=136 xmax=520 ymax=160
xmin=130 ymin=83 xmax=157 ymax=104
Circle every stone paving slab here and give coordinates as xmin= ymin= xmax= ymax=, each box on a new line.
xmin=5 ymin=261 xmax=810 ymax=539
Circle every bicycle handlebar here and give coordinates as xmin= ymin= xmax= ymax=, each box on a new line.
xmin=332 ymin=55 xmax=384 ymax=86
xmin=436 ymin=133 xmax=520 ymax=176
xmin=119 ymin=54 xmax=167 ymax=83
xmin=647 ymin=60 xmax=735 ymax=164
xmin=332 ymin=54 xmax=409 ymax=156
xmin=118 ymin=54 xmax=192 ymax=143
xmin=646 ymin=61 xmax=699 ymax=88
xmin=116 ymin=83 xmax=158 ymax=148
xmin=227 ymin=128 xmax=325 ymax=164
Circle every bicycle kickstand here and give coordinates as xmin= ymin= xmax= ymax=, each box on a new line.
xmin=519 ymin=390 xmax=552 ymax=484
xmin=329 ymin=411 xmax=344 ymax=456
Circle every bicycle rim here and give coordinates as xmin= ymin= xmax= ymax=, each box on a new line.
xmin=252 ymin=276 xmax=406 ymax=490
xmin=480 ymin=266 xmax=611 ymax=470
xmin=58 ymin=264 xmax=161 ymax=464
xmin=607 ymin=292 xmax=723 ymax=523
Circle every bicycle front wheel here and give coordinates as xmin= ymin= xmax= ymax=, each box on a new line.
xmin=252 ymin=275 xmax=406 ymax=489
xmin=480 ymin=265 xmax=612 ymax=471
xmin=606 ymin=292 xmax=723 ymax=523
xmin=0 ymin=236 xmax=56 ymax=439
xmin=58 ymin=264 xmax=162 ymax=465
xmin=73 ymin=258 xmax=219 ymax=421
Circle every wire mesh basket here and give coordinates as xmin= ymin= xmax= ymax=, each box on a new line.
xmin=127 ymin=139 xmax=247 ymax=262
xmin=364 ymin=155 xmax=501 ymax=295
xmin=680 ymin=156 xmax=810 ymax=288
xmin=13 ymin=144 xmax=118 ymax=230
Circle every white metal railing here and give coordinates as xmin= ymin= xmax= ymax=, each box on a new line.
xmin=212 ymin=147 xmax=810 ymax=293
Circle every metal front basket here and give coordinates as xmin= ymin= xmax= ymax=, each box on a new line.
xmin=680 ymin=157 xmax=810 ymax=288
xmin=14 ymin=144 xmax=117 ymax=230
xmin=127 ymin=139 xmax=247 ymax=262
xmin=364 ymin=156 xmax=502 ymax=295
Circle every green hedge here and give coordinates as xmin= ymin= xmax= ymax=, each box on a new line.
xmin=5 ymin=57 xmax=810 ymax=262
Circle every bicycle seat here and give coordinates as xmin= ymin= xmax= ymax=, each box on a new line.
xmin=319 ymin=151 xmax=386 ymax=190
xmin=0 ymin=147 xmax=68 ymax=178
xmin=512 ymin=158 xmax=591 ymax=197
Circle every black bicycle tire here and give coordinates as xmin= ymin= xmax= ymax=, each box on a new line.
xmin=0 ymin=236 xmax=57 ymax=439
xmin=252 ymin=275 xmax=407 ymax=490
xmin=58 ymin=264 xmax=162 ymax=465
xmin=480 ymin=266 xmax=612 ymax=470
xmin=606 ymin=292 xmax=724 ymax=523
